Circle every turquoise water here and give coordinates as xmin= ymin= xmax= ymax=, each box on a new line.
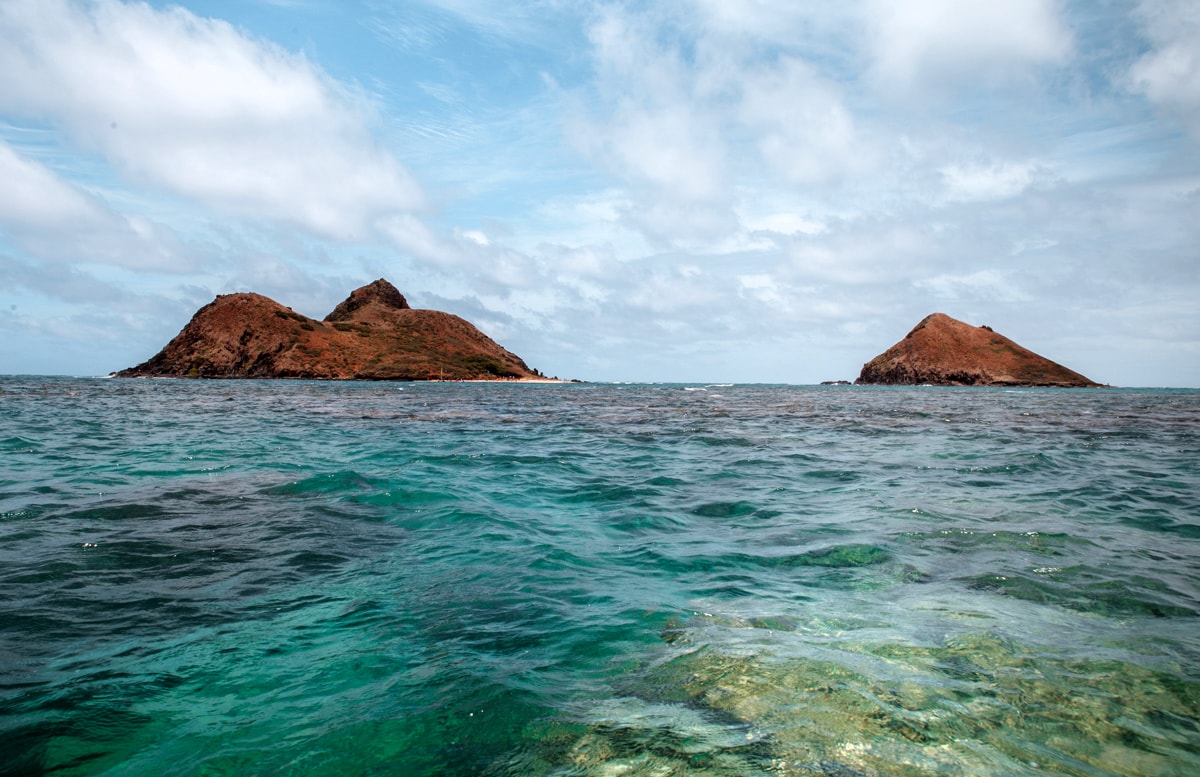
xmin=1 ymin=377 xmax=1198 ymax=776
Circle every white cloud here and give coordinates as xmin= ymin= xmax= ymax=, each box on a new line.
xmin=868 ymin=0 xmax=1072 ymax=93
xmin=619 ymin=200 xmax=741 ymax=249
xmin=569 ymin=4 xmax=872 ymax=246
xmin=0 ymin=253 xmax=129 ymax=304
xmin=0 ymin=142 xmax=109 ymax=231
xmin=460 ymin=229 xmax=490 ymax=247
xmin=688 ymin=0 xmax=858 ymax=47
xmin=739 ymin=210 xmax=826 ymax=236
xmin=376 ymin=213 xmax=453 ymax=264
xmin=914 ymin=269 xmax=1031 ymax=302
xmin=0 ymin=0 xmax=425 ymax=239
xmin=1012 ymin=238 xmax=1058 ymax=255
xmin=0 ymin=141 xmax=184 ymax=269
xmin=939 ymin=160 xmax=1039 ymax=202
xmin=540 ymin=243 xmax=616 ymax=282
xmin=787 ymin=223 xmax=934 ymax=285
xmin=576 ymin=8 xmax=727 ymax=203
xmin=625 ymin=265 xmax=723 ymax=315
xmin=1127 ymin=0 xmax=1200 ymax=138
xmin=523 ymin=189 xmax=650 ymax=261
xmin=737 ymin=56 xmax=870 ymax=185
xmin=737 ymin=273 xmax=792 ymax=314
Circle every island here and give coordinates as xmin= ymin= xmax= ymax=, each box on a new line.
xmin=855 ymin=313 xmax=1102 ymax=387
xmin=115 ymin=279 xmax=547 ymax=381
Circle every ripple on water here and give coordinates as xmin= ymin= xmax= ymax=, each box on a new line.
xmin=1 ymin=379 xmax=1198 ymax=776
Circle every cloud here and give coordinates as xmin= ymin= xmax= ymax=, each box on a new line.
xmin=376 ymin=213 xmax=455 ymax=264
xmin=688 ymin=0 xmax=858 ymax=48
xmin=939 ymin=160 xmax=1040 ymax=202
xmin=0 ymin=252 xmax=132 ymax=304
xmin=576 ymin=8 xmax=728 ymax=200
xmin=568 ymin=4 xmax=870 ymax=246
xmin=737 ymin=55 xmax=872 ymax=185
xmin=0 ymin=0 xmax=425 ymax=240
xmin=739 ymin=209 xmax=826 ymax=237
xmin=566 ymin=9 xmax=736 ymax=247
xmin=868 ymin=0 xmax=1072 ymax=94
xmin=0 ymin=140 xmax=186 ymax=269
xmin=0 ymin=142 xmax=104 ymax=230
xmin=914 ymin=268 xmax=1031 ymax=302
xmin=1127 ymin=0 xmax=1200 ymax=138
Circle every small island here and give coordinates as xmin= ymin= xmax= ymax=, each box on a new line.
xmin=115 ymin=279 xmax=548 ymax=381
xmin=855 ymin=313 xmax=1102 ymax=387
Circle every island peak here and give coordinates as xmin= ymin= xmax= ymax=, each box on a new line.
xmin=325 ymin=278 xmax=410 ymax=323
xmin=856 ymin=313 xmax=1101 ymax=387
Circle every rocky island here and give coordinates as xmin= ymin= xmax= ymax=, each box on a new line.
xmin=855 ymin=313 xmax=1102 ymax=387
xmin=115 ymin=279 xmax=544 ymax=381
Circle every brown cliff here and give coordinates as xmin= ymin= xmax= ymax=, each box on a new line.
xmin=855 ymin=313 xmax=1101 ymax=387
xmin=115 ymin=279 xmax=541 ymax=380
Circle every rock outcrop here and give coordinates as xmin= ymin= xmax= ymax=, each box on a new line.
xmin=115 ymin=279 xmax=541 ymax=381
xmin=855 ymin=313 xmax=1101 ymax=387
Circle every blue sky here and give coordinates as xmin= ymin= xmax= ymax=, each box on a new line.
xmin=1 ymin=0 xmax=1197 ymax=385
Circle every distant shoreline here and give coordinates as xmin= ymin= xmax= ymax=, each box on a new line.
xmin=107 ymin=373 xmax=581 ymax=384
xmin=431 ymin=377 xmax=578 ymax=384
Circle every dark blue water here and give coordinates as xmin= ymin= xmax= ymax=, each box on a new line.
xmin=2 ymin=377 xmax=1198 ymax=776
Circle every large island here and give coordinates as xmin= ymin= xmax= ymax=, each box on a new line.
xmin=855 ymin=313 xmax=1102 ymax=387
xmin=115 ymin=279 xmax=544 ymax=381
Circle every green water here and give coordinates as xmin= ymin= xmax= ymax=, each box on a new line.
xmin=1 ymin=378 xmax=1197 ymax=775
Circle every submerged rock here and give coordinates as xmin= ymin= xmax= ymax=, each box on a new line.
xmin=115 ymin=279 xmax=540 ymax=381
xmin=855 ymin=313 xmax=1101 ymax=387
xmin=525 ymin=616 xmax=1200 ymax=777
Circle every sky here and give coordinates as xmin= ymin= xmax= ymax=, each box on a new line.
xmin=1 ymin=0 xmax=1198 ymax=386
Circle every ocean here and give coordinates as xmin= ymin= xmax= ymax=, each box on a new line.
xmin=1 ymin=377 xmax=1198 ymax=776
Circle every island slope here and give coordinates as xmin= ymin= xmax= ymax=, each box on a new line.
xmin=855 ymin=313 xmax=1101 ymax=387
xmin=115 ymin=279 xmax=541 ymax=381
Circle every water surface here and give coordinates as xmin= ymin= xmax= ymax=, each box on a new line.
xmin=2 ymin=378 xmax=1198 ymax=775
